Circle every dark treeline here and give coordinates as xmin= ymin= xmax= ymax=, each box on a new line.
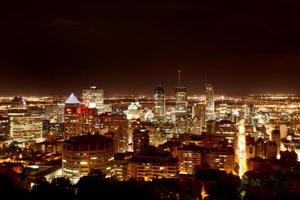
xmin=1 ymin=167 xmax=300 ymax=200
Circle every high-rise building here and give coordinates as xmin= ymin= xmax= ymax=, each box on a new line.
xmin=8 ymin=97 xmax=43 ymax=142
xmin=133 ymin=128 xmax=149 ymax=154
xmin=64 ymin=94 xmax=82 ymax=139
xmin=82 ymin=86 xmax=111 ymax=114
xmin=82 ymin=86 xmax=103 ymax=109
xmin=45 ymin=104 xmax=65 ymax=124
xmin=154 ymin=86 xmax=165 ymax=121
xmin=191 ymin=103 xmax=206 ymax=133
xmin=98 ymin=112 xmax=128 ymax=153
xmin=175 ymin=70 xmax=188 ymax=134
xmin=62 ymin=134 xmax=113 ymax=183
xmin=0 ymin=116 xmax=10 ymax=139
xmin=205 ymin=84 xmax=215 ymax=122
xmin=219 ymin=103 xmax=229 ymax=120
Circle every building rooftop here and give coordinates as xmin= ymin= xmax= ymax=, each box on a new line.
xmin=64 ymin=134 xmax=112 ymax=145
xmin=65 ymin=93 xmax=81 ymax=104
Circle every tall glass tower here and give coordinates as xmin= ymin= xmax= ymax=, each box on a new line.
xmin=205 ymin=84 xmax=215 ymax=121
xmin=82 ymin=86 xmax=105 ymax=113
xmin=154 ymin=86 xmax=165 ymax=121
xmin=175 ymin=70 xmax=188 ymax=134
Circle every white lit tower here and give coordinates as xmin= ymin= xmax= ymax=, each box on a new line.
xmin=175 ymin=69 xmax=188 ymax=134
xmin=205 ymin=83 xmax=215 ymax=122
xmin=154 ymin=85 xmax=166 ymax=121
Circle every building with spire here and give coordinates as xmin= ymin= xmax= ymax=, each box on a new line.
xmin=205 ymin=84 xmax=215 ymax=122
xmin=175 ymin=69 xmax=188 ymax=134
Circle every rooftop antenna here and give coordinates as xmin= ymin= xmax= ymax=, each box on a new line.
xmin=178 ymin=69 xmax=181 ymax=86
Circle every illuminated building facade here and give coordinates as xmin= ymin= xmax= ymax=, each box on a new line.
xmin=154 ymin=86 xmax=165 ymax=121
xmin=64 ymin=94 xmax=97 ymax=139
xmin=8 ymin=97 xmax=43 ymax=142
xmin=106 ymin=153 xmax=131 ymax=181
xmin=202 ymin=147 xmax=234 ymax=173
xmin=175 ymin=87 xmax=188 ymax=134
xmin=9 ymin=115 xmax=43 ymax=142
xmin=98 ymin=112 xmax=128 ymax=152
xmin=205 ymin=84 xmax=215 ymax=122
xmin=128 ymin=150 xmax=179 ymax=181
xmin=218 ymin=103 xmax=229 ymax=120
xmin=82 ymin=86 xmax=112 ymax=114
xmin=192 ymin=103 xmax=205 ymax=125
xmin=82 ymin=86 xmax=103 ymax=110
xmin=45 ymin=104 xmax=65 ymax=124
xmin=0 ymin=116 xmax=10 ymax=138
xmin=177 ymin=145 xmax=201 ymax=174
xmin=64 ymin=94 xmax=82 ymax=139
xmin=62 ymin=134 xmax=113 ymax=183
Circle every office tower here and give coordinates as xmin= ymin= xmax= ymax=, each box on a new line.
xmin=243 ymin=103 xmax=254 ymax=124
xmin=82 ymin=86 xmax=103 ymax=108
xmin=57 ymin=103 xmax=65 ymax=123
xmin=219 ymin=103 xmax=229 ymax=120
xmin=205 ymin=83 xmax=215 ymax=122
xmin=133 ymin=128 xmax=149 ymax=154
xmin=154 ymin=86 xmax=165 ymax=121
xmin=8 ymin=97 xmax=43 ymax=142
xmin=82 ymin=86 xmax=111 ymax=114
xmin=0 ymin=116 xmax=10 ymax=138
xmin=175 ymin=70 xmax=188 ymax=134
xmin=98 ymin=112 xmax=128 ymax=153
xmin=64 ymin=93 xmax=82 ymax=139
xmin=65 ymin=93 xmax=98 ymax=139
xmin=62 ymin=134 xmax=113 ymax=183
xmin=191 ymin=103 xmax=206 ymax=133
xmin=44 ymin=103 xmax=65 ymax=127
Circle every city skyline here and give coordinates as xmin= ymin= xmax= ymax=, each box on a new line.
xmin=2 ymin=2 xmax=300 ymax=199
xmin=1 ymin=1 xmax=300 ymax=96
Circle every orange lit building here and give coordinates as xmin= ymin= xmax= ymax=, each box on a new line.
xmin=62 ymin=134 xmax=113 ymax=183
xmin=128 ymin=152 xmax=179 ymax=181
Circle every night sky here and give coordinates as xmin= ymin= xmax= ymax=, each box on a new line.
xmin=1 ymin=1 xmax=300 ymax=96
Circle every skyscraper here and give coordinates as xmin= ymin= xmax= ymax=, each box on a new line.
xmin=133 ymin=128 xmax=149 ymax=154
xmin=64 ymin=93 xmax=82 ymax=139
xmin=82 ymin=86 xmax=111 ymax=114
xmin=154 ymin=86 xmax=165 ymax=121
xmin=205 ymin=84 xmax=215 ymax=122
xmin=64 ymin=93 xmax=98 ymax=139
xmin=175 ymin=70 xmax=188 ymax=134
xmin=8 ymin=97 xmax=43 ymax=142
